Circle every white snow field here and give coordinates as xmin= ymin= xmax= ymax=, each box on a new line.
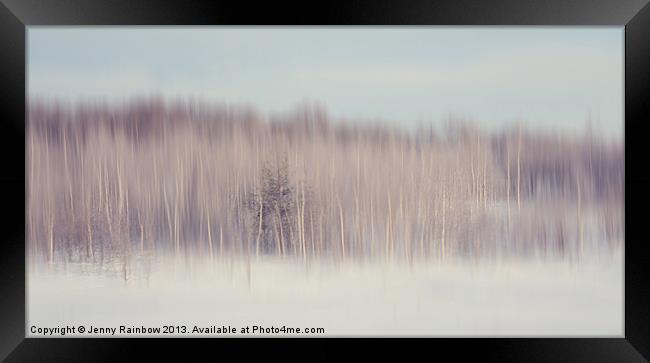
xmin=27 ymin=252 xmax=623 ymax=337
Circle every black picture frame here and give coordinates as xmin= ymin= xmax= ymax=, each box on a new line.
xmin=1 ymin=0 xmax=648 ymax=361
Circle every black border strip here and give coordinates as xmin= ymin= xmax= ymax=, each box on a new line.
xmin=0 ymin=0 xmax=648 ymax=25
xmin=1 ymin=0 xmax=648 ymax=361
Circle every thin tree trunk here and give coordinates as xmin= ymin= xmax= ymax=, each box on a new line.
xmin=517 ymin=125 xmax=522 ymax=211
xmin=206 ymin=205 xmax=214 ymax=262
xmin=275 ymin=207 xmax=284 ymax=257
xmin=370 ymin=193 xmax=375 ymax=258
xmin=220 ymin=225 xmax=224 ymax=256
xmin=48 ymin=214 xmax=54 ymax=265
xmin=577 ymin=173 xmax=583 ymax=256
xmin=386 ymin=190 xmax=393 ymax=261
xmin=506 ymin=139 xmax=511 ymax=224
xmin=256 ymin=193 xmax=263 ymax=258
xmin=337 ymin=196 xmax=346 ymax=260
xmin=441 ymin=182 xmax=447 ymax=262
xmin=301 ymin=181 xmax=307 ymax=263
xmin=139 ymin=213 xmax=144 ymax=254
xmin=309 ymin=208 xmax=315 ymax=260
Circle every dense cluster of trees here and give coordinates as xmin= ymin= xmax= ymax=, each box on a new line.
xmin=27 ymin=98 xmax=623 ymax=270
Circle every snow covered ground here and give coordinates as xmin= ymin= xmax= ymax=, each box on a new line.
xmin=27 ymin=252 xmax=623 ymax=337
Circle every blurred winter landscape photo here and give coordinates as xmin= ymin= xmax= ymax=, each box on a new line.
xmin=26 ymin=27 xmax=623 ymax=336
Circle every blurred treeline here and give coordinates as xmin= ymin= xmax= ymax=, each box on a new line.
xmin=27 ymin=98 xmax=623 ymax=267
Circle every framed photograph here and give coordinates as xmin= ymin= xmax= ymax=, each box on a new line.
xmin=1 ymin=0 xmax=648 ymax=361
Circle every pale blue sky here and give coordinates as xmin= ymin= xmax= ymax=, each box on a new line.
xmin=28 ymin=27 xmax=623 ymax=136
